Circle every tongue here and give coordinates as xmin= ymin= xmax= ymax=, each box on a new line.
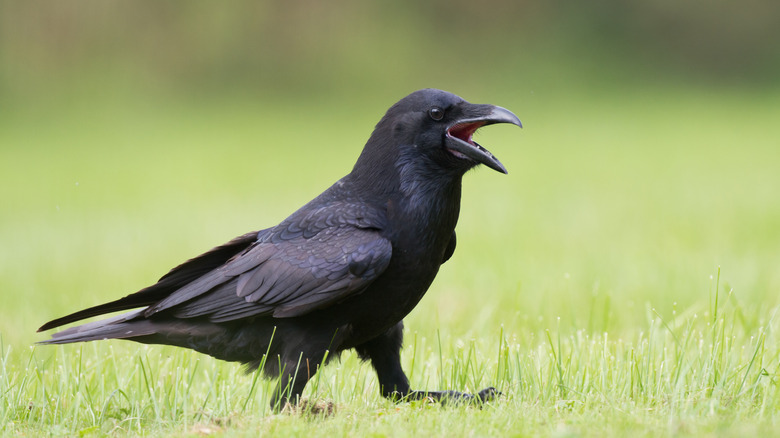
xmin=449 ymin=122 xmax=485 ymax=144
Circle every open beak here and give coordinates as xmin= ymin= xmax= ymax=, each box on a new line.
xmin=445 ymin=105 xmax=522 ymax=174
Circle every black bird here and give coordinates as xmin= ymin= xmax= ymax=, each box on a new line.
xmin=38 ymin=89 xmax=522 ymax=409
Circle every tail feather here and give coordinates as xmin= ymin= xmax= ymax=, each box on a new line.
xmin=38 ymin=310 xmax=266 ymax=368
xmin=38 ymin=309 xmax=152 ymax=345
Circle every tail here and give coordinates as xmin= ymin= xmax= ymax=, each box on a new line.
xmin=38 ymin=310 xmax=267 ymax=368
xmin=37 ymin=309 xmax=154 ymax=345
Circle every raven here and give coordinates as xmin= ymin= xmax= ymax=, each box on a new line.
xmin=38 ymin=89 xmax=522 ymax=409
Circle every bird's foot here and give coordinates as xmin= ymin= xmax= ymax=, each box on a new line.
xmin=398 ymin=387 xmax=500 ymax=405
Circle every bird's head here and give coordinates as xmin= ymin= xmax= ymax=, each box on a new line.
xmin=361 ymin=89 xmax=522 ymax=177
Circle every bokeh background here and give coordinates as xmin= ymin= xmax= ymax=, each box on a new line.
xmin=2 ymin=0 xmax=780 ymax=349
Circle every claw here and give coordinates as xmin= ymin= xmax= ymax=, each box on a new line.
xmin=475 ymin=386 xmax=501 ymax=402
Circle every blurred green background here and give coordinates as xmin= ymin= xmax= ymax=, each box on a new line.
xmin=2 ymin=0 xmax=780 ymax=346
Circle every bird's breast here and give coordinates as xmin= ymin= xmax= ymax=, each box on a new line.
xmin=348 ymin=199 xmax=458 ymax=326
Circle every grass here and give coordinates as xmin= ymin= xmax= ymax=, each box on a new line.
xmin=1 ymin=86 xmax=780 ymax=436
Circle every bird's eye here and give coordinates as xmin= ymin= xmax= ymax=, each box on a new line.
xmin=428 ymin=107 xmax=444 ymax=121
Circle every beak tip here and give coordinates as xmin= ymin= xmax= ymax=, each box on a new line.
xmin=489 ymin=160 xmax=508 ymax=174
xmin=487 ymin=105 xmax=522 ymax=129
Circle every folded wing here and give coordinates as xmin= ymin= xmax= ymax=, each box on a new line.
xmin=147 ymin=225 xmax=392 ymax=321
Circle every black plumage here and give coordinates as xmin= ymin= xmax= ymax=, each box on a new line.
xmin=38 ymin=89 xmax=522 ymax=409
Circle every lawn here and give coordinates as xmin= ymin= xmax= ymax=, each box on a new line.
xmin=2 ymin=87 xmax=780 ymax=436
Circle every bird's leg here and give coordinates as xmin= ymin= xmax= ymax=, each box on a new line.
xmin=355 ymin=322 xmax=499 ymax=404
xmin=355 ymin=322 xmax=411 ymax=398
xmin=268 ymin=353 xmax=321 ymax=411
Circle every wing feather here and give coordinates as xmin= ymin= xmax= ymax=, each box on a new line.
xmin=158 ymin=224 xmax=391 ymax=321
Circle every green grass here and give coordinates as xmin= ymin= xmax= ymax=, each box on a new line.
xmin=2 ymin=87 xmax=780 ymax=436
